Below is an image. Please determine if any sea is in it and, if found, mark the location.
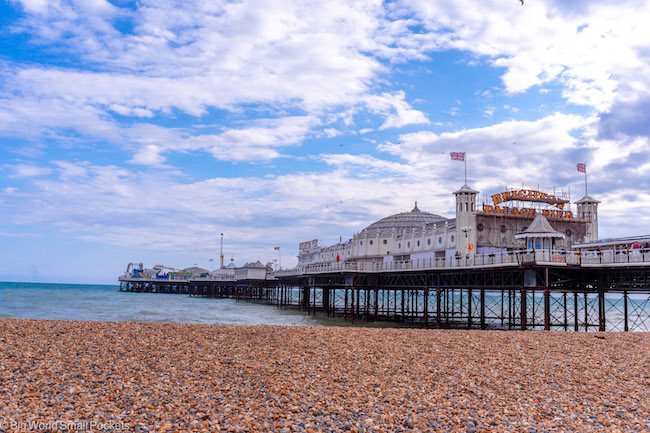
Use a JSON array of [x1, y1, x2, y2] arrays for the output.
[[1, 281, 648, 331], [0, 282, 337, 327]]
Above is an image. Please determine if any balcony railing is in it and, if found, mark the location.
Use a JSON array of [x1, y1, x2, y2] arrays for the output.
[[273, 248, 650, 276]]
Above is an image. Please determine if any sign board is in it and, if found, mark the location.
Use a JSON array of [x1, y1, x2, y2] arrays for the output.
[[299, 239, 318, 251], [482, 188, 574, 221]]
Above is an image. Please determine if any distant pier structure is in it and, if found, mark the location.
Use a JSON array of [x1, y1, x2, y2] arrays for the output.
[[120, 183, 650, 332]]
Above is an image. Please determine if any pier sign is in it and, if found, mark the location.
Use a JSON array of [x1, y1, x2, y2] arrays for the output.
[[482, 205, 574, 219], [491, 189, 568, 208], [299, 239, 319, 251], [483, 189, 574, 220]]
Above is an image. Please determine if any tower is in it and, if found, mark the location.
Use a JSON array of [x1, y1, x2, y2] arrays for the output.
[[454, 184, 479, 256], [575, 195, 600, 242]]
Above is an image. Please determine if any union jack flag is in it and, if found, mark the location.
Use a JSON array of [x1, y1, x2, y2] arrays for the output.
[[450, 152, 465, 161], [577, 163, 586, 173]]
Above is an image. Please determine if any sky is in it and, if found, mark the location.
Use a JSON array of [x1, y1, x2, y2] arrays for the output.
[[1, 0, 650, 284]]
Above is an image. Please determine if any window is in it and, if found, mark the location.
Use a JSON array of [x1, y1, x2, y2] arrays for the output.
[[369, 240, 373, 245], [427, 239, 431, 246], [477, 223, 484, 232], [360, 241, 363, 246], [407, 242, 411, 248], [383, 239, 388, 245], [471, 202, 474, 211], [465, 202, 468, 211], [565, 229, 572, 237], [450, 235, 455, 242], [438, 236, 442, 244], [417, 240, 420, 247], [398, 243, 401, 249], [500, 225, 507, 233]]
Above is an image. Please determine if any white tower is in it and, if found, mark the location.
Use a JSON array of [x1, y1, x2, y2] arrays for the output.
[[454, 184, 479, 256], [575, 195, 600, 242]]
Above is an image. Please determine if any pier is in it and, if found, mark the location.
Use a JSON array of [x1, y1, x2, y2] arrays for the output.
[[120, 249, 650, 332]]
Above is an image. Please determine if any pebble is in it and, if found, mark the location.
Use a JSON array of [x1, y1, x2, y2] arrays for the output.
[[0, 319, 649, 432]]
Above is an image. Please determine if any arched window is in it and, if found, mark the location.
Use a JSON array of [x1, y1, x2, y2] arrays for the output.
[[465, 202, 468, 211]]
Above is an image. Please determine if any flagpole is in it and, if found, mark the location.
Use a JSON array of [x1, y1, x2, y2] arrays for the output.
[[584, 169, 588, 195], [464, 155, 467, 185]]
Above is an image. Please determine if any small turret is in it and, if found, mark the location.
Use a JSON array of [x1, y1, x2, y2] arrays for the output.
[[575, 195, 600, 242], [454, 184, 479, 256]]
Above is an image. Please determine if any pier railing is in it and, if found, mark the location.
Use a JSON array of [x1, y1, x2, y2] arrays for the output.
[[118, 249, 650, 280], [274, 248, 650, 276]]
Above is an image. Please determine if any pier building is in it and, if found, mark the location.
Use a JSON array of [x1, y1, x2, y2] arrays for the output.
[[298, 183, 598, 267]]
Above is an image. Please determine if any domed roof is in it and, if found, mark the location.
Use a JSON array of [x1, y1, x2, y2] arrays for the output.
[[359, 202, 449, 236]]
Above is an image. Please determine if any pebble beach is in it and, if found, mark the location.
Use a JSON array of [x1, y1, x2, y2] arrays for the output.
[[1, 319, 649, 432]]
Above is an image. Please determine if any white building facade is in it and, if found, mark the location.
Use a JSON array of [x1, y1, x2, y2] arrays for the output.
[[297, 183, 599, 267]]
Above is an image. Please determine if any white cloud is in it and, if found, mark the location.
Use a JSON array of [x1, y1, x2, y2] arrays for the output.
[[53, 160, 89, 178], [400, 0, 650, 114], [7, 163, 53, 178], [108, 104, 154, 118], [363, 91, 429, 130], [0, 161, 452, 264]]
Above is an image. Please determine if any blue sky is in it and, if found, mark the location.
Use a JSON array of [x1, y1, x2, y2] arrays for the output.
[[1, 0, 650, 284]]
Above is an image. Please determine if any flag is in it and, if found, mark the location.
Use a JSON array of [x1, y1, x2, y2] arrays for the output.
[[577, 163, 586, 173], [274, 246, 280, 250], [209, 258, 214, 262], [450, 152, 465, 161], [336, 254, 340, 262]]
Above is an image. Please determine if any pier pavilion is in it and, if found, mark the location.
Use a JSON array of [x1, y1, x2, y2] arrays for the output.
[[297, 182, 598, 267]]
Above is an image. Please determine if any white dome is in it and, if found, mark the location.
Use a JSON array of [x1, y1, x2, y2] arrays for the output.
[[359, 203, 449, 236]]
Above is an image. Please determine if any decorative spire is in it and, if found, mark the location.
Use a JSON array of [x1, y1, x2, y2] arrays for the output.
[[412, 201, 420, 212]]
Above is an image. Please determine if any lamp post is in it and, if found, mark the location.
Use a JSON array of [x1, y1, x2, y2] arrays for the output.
[[220, 233, 224, 268]]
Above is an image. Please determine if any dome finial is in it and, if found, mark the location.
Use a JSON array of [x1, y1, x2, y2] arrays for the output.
[[412, 201, 420, 212]]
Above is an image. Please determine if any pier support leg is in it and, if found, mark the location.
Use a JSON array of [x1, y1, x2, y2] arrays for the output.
[[562, 292, 569, 331], [436, 287, 441, 329], [623, 290, 630, 332], [500, 289, 504, 327], [544, 269, 550, 331], [424, 287, 429, 329], [574, 292, 579, 332], [598, 288, 606, 332], [374, 287, 379, 322], [480, 289, 485, 329], [544, 289, 550, 331], [468, 288, 473, 329], [584, 293, 589, 332], [521, 288, 527, 330]]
